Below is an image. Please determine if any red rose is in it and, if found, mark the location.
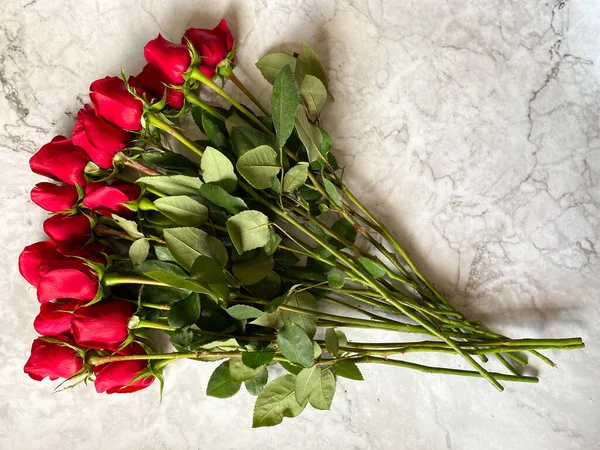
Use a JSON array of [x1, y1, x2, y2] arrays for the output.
[[71, 300, 134, 350], [19, 240, 63, 287], [37, 259, 99, 303], [43, 213, 92, 244], [129, 64, 185, 109], [34, 299, 82, 336], [31, 182, 78, 213], [24, 337, 83, 381], [29, 136, 89, 186], [182, 19, 234, 78], [144, 34, 191, 85], [89, 77, 144, 131], [72, 104, 132, 168], [82, 182, 140, 217], [94, 344, 154, 394]]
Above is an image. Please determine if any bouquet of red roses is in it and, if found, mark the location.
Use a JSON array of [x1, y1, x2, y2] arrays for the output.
[[20, 18, 583, 427]]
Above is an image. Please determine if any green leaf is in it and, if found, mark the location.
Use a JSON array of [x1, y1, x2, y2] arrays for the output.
[[281, 291, 318, 338], [201, 112, 229, 149], [206, 361, 241, 398], [226, 210, 271, 254], [332, 360, 363, 381], [325, 328, 340, 356], [229, 358, 264, 382], [232, 257, 274, 286], [282, 162, 309, 192], [111, 214, 144, 239], [329, 218, 357, 249], [201, 146, 237, 193], [129, 239, 149, 266], [141, 151, 197, 172], [296, 42, 329, 89], [236, 145, 280, 189], [230, 127, 276, 158], [249, 272, 282, 301], [249, 310, 283, 329], [134, 259, 187, 278], [226, 305, 264, 320], [357, 257, 386, 278], [256, 53, 297, 84], [144, 270, 212, 295], [322, 179, 342, 208], [164, 227, 228, 269], [295, 367, 335, 410], [154, 196, 208, 227], [264, 228, 282, 255], [280, 361, 303, 375], [154, 246, 177, 263], [295, 104, 322, 162], [327, 273, 345, 289], [242, 350, 275, 369], [272, 64, 299, 149], [190, 255, 225, 284], [300, 75, 327, 121], [252, 374, 307, 428], [167, 293, 201, 328], [199, 183, 247, 214], [245, 367, 268, 396], [277, 320, 314, 368], [136, 175, 202, 196]]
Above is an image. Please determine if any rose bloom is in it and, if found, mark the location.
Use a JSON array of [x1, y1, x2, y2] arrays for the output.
[[34, 299, 82, 337], [94, 343, 155, 394], [36, 259, 99, 303], [144, 34, 191, 85], [89, 76, 144, 131], [82, 182, 140, 217], [43, 213, 92, 244], [19, 240, 64, 287], [71, 300, 134, 350], [24, 337, 83, 381], [182, 19, 234, 78], [129, 64, 185, 109], [29, 136, 89, 186], [31, 182, 79, 213]]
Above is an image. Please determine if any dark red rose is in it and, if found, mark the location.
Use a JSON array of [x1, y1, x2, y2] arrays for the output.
[[34, 299, 82, 336], [71, 300, 134, 350], [94, 343, 154, 394], [89, 77, 144, 131], [43, 213, 92, 244], [24, 337, 83, 381], [182, 19, 234, 78], [72, 104, 132, 168], [37, 259, 99, 303], [31, 182, 78, 213], [82, 182, 140, 217], [144, 34, 191, 85], [19, 240, 63, 287], [129, 64, 185, 109], [29, 136, 89, 186]]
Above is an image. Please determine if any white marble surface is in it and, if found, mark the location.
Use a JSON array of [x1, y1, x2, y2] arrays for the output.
[[1, 0, 599, 448]]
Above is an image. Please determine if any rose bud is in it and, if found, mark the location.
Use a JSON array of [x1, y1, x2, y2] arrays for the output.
[[31, 182, 79, 213], [82, 182, 140, 217], [37, 259, 99, 303], [34, 299, 82, 336], [24, 337, 84, 381], [29, 136, 89, 186], [94, 343, 154, 394], [71, 300, 134, 350], [72, 104, 132, 168], [19, 240, 63, 287], [144, 34, 191, 85], [129, 64, 185, 109], [182, 19, 234, 78], [43, 213, 92, 244], [89, 76, 144, 131]]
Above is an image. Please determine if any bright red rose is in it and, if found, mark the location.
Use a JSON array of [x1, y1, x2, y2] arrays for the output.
[[24, 337, 83, 381], [129, 64, 185, 109], [82, 182, 140, 217], [89, 77, 144, 131], [182, 19, 234, 78], [34, 299, 82, 336], [144, 34, 191, 85], [29, 137, 89, 186], [19, 240, 63, 287], [37, 259, 99, 303], [43, 213, 92, 244], [72, 104, 132, 168], [71, 300, 133, 350], [31, 182, 78, 213], [94, 344, 154, 394]]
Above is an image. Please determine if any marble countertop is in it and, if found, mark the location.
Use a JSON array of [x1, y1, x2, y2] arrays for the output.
[[1, 0, 598, 448]]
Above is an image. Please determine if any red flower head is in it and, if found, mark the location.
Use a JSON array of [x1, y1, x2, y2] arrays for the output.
[[43, 213, 92, 244], [71, 300, 134, 350], [182, 19, 234, 78], [34, 299, 82, 336], [129, 64, 185, 109], [82, 182, 140, 217], [72, 104, 132, 168], [144, 34, 191, 85], [37, 259, 99, 303], [31, 182, 79, 213], [24, 337, 83, 381], [19, 240, 63, 287], [94, 343, 155, 394], [89, 77, 144, 131], [29, 136, 89, 186]]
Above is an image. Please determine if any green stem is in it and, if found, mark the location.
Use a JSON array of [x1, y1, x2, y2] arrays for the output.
[[103, 274, 167, 287], [227, 71, 270, 115], [146, 113, 204, 157], [185, 91, 228, 121]]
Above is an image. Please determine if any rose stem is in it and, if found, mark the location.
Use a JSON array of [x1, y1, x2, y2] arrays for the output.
[[226, 71, 270, 115]]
